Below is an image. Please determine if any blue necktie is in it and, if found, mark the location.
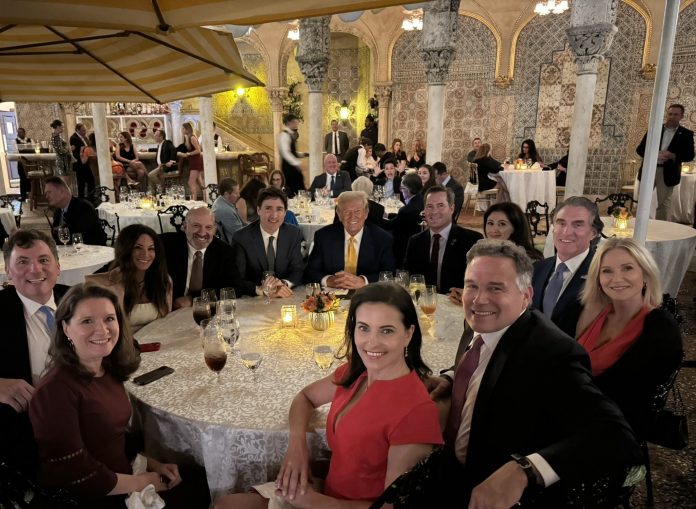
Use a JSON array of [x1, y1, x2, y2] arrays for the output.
[[38, 305, 56, 335], [542, 263, 568, 319]]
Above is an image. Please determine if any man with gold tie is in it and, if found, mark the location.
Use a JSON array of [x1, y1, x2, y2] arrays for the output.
[[304, 191, 395, 289]]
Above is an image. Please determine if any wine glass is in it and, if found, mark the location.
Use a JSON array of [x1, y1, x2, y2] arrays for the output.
[[220, 287, 237, 313], [201, 288, 217, 316], [216, 299, 235, 318], [312, 344, 334, 371], [71, 233, 84, 255], [216, 314, 240, 350], [305, 282, 321, 296], [192, 297, 211, 326], [395, 270, 410, 289], [262, 271, 275, 304], [409, 274, 426, 303], [419, 285, 438, 317], [57, 226, 70, 251], [239, 340, 263, 381], [379, 271, 394, 283], [203, 324, 227, 383]]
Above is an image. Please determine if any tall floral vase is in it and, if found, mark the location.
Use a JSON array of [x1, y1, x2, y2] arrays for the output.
[[309, 311, 335, 331]]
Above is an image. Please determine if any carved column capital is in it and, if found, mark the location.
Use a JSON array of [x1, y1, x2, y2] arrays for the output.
[[168, 100, 183, 114], [296, 17, 330, 92], [566, 23, 617, 75], [421, 0, 460, 85], [267, 87, 289, 111], [421, 48, 455, 85], [374, 83, 393, 104]]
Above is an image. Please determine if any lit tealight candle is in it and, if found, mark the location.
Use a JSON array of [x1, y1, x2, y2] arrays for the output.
[[281, 305, 297, 328]]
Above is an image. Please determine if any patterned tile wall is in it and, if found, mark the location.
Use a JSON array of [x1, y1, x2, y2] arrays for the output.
[[16, 103, 63, 144], [670, 3, 696, 131]]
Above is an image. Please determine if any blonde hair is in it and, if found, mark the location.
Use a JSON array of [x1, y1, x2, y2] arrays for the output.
[[336, 191, 368, 212], [581, 238, 662, 309]]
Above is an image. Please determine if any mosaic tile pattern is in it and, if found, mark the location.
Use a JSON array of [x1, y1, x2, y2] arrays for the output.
[[16, 103, 63, 144], [670, 3, 696, 131]]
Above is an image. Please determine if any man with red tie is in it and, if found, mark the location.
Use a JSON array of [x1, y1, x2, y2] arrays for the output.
[[427, 239, 641, 507]]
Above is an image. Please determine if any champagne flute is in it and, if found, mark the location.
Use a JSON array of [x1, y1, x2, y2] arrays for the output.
[[203, 325, 227, 383], [58, 226, 70, 251], [409, 274, 426, 303], [419, 285, 438, 316], [312, 344, 334, 371], [395, 270, 410, 289], [192, 297, 211, 326], [71, 233, 84, 255], [220, 287, 237, 313], [201, 288, 217, 316], [379, 271, 394, 283], [262, 271, 275, 304]]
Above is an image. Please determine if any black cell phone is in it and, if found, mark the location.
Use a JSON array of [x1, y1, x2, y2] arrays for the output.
[[132, 366, 174, 386]]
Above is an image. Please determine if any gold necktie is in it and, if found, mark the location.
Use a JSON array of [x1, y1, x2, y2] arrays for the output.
[[345, 236, 357, 275]]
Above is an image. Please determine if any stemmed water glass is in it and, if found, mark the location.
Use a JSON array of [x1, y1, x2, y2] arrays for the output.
[[71, 233, 84, 255], [395, 270, 410, 289], [239, 339, 263, 381], [201, 288, 217, 316], [203, 324, 227, 383], [220, 287, 237, 313], [262, 271, 275, 304], [409, 274, 426, 303], [312, 343, 334, 371], [58, 226, 70, 251], [379, 271, 394, 283]]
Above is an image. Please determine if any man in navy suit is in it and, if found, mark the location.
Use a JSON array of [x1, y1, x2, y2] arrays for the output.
[[532, 197, 602, 337], [383, 172, 424, 267], [305, 191, 395, 288], [45, 176, 106, 246], [0, 230, 68, 477], [404, 186, 482, 294], [637, 103, 695, 220], [433, 161, 465, 222], [232, 187, 304, 297], [308, 154, 352, 199]]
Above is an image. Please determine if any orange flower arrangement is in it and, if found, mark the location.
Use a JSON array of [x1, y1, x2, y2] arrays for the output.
[[302, 291, 340, 313]]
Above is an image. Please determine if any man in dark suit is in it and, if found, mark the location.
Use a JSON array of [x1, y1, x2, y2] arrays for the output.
[[383, 172, 423, 267], [323, 119, 349, 161], [160, 206, 241, 308], [341, 137, 372, 181], [232, 187, 304, 297], [305, 191, 395, 288], [147, 129, 179, 192], [467, 137, 481, 163], [637, 103, 695, 220], [404, 186, 482, 294], [44, 176, 106, 246], [0, 230, 68, 478], [532, 196, 601, 337], [309, 154, 352, 199], [69, 123, 95, 200], [428, 240, 641, 507], [433, 161, 464, 222], [372, 158, 401, 199]]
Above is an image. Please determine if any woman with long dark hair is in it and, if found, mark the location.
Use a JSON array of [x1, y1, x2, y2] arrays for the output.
[[518, 138, 543, 164], [114, 131, 148, 189], [215, 283, 442, 509], [87, 224, 171, 332], [474, 143, 502, 192], [80, 133, 137, 188]]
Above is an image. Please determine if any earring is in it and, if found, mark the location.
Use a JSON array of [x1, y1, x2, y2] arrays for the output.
[[404, 346, 408, 359], [642, 281, 647, 295], [67, 337, 75, 351]]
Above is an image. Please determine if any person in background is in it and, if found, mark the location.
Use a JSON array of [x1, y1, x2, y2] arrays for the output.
[[181, 122, 204, 201], [279, 114, 306, 197], [433, 161, 464, 222], [29, 283, 210, 508], [269, 169, 287, 194], [114, 131, 148, 192], [407, 139, 426, 169], [474, 143, 502, 193], [309, 154, 352, 199], [467, 137, 481, 163], [238, 177, 267, 224], [417, 164, 437, 194], [341, 137, 372, 181], [382, 138, 407, 165], [147, 129, 179, 192], [214, 283, 442, 509], [383, 172, 424, 266], [81, 133, 137, 189], [70, 123, 95, 200], [15, 127, 33, 200], [44, 176, 106, 246], [372, 158, 401, 199], [86, 224, 172, 333], [576, 238, 683, 442], [324, 119, 349, 161], [0, 230, 68, 479], [548, 152, 569, 187], [211, 177, 245, 243], [49, 120, 73, 186], [359, 114, 378, 147], [349, 176, 388, 228], [518, 138, 544, 165]]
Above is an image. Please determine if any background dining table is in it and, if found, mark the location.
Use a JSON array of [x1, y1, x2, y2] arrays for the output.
[[97, 200, 207, 235], [0, 208, 18, 236], [497, 168, 557, 211], [0, 245, 114, 285], [128, 290, 463, 500]]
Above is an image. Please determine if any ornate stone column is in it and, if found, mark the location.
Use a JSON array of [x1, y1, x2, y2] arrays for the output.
[[91, 103, 115, 200], [199, 96, 217, 187], [296, 16, 330, 182], [565, 0, 618, 197], [267, 87, 289, 170], [374, 82, 393, 146], [421, 0, 460, 164], [169, 100, 183, 146]]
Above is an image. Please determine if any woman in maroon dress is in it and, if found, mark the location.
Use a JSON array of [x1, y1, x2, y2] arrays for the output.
[[182, 122, 204, 200], [215, 283, 443, 509]]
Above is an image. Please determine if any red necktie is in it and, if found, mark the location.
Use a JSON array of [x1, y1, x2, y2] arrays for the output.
[[444, 335, 484, 444]]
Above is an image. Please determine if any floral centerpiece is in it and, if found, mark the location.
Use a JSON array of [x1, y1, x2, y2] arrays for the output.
[[302, 291, 340, 331]]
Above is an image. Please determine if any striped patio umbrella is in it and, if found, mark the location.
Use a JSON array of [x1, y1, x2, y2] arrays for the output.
[[0, 25, 263, 103], [0, 0, 420, 32]]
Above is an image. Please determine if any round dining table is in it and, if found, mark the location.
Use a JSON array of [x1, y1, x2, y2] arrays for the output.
[[97, 200, 207, 235], [543, 217, 696, 296], [636, 172, 696, 224], [128, 290, 463, 500], [0, 208, 18, 236], [0, 245, 114, 286], [497, 168, 557, 211]]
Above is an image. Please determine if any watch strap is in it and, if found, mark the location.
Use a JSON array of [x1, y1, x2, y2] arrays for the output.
[[511, 453, 539, 488]]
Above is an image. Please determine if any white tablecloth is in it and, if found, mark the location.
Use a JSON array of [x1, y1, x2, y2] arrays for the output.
[[0, 245, 114, 286], [543, 217, 696, 295], [497, 170, 556, 211], [97, 201, 206, 234], [0, 208, 17, 235], [128, 291, 463, 499]]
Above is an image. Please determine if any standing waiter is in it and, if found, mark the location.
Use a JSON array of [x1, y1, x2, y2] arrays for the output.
[[278, 114, 307, 198]]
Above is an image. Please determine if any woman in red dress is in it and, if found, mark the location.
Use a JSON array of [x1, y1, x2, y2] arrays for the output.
[[182, 122, 204, 200], [215, 283, 443, 508]]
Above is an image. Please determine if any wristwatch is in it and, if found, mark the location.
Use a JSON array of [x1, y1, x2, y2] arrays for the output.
[[511, 453, 540, 488]]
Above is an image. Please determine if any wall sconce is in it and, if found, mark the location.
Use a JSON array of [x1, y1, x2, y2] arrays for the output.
[[281, 305, 298, 328], [236, 87, 246, 97], [401, 9, 423, 31], [339, 100, 350, 120]]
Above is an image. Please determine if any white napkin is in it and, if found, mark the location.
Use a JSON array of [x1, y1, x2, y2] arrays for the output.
[[125, 454, 166, 509]]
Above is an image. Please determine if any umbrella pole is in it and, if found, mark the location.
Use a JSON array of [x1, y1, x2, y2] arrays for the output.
[[633, 0, 680, 244]]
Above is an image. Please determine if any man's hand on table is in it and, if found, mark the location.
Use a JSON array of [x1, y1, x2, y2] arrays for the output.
[[469, 460, 529, 509], [0, 378, 34, 412], [326, 271, 366, 290]]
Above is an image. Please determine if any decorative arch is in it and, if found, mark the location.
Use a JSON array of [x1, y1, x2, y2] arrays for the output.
[[329, 18, 379, 81], [240, 31, 272, 84]]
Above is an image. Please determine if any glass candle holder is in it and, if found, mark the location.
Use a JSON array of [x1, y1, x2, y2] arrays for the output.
[[281, 305, 297, 328]]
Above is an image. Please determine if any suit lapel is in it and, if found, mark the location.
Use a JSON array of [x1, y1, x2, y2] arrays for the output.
[[357, 225, 371, 274], [252, 223, 269, 271], [275, 224, 289, 273], [532, 258, 555, 309]]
